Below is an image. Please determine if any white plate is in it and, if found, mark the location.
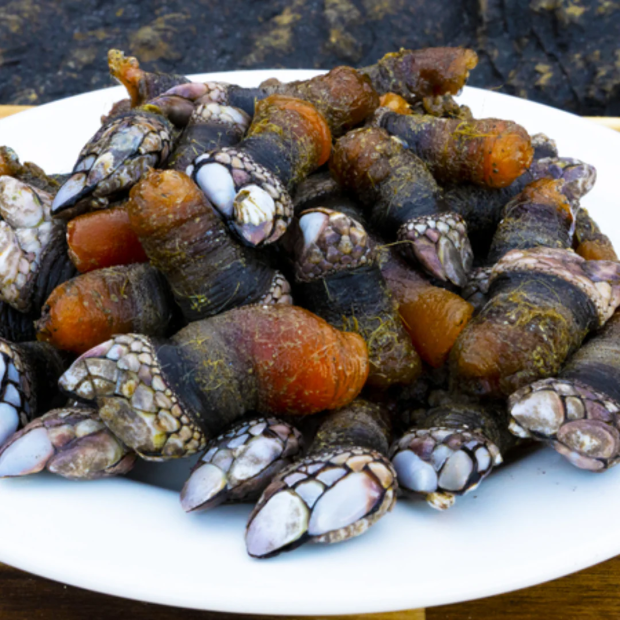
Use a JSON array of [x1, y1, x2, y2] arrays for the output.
[[0, 70, 619, 616]]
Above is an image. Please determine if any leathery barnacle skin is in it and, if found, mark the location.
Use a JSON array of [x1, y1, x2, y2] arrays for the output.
[[295, 206, 422, 388], [330, 126, 473, 286], [128, 169, 293, 322], [58, 305, 369, 460], [451, 247, 620, 398]]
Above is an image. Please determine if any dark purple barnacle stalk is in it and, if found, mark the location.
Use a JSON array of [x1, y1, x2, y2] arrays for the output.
[[294, 206, 422, 388], [451, 247, 620, 399], [0, 339, 67, 447], [128, 169, 292, 324], [167, 102, 251, 172], [330, 127, 473, 286], [0, 406, 135, 480], [181, 416, 303, 513], [246, 399, 396, 559], [444, 155, 597, 258], [390, 394, 517, 510], [189, 95, 333, 247], [509, 312, 620, 472], [463, 178, 577, 311], [108, 49, 190, 109]]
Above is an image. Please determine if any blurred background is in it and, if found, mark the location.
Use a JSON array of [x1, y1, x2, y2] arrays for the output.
[[0, 0, 618, 115]]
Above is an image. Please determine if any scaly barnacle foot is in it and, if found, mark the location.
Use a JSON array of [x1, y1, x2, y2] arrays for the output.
[[189, 148, 293, 247], [245, 447, 396, 558], [390, 426, 501, 510], [51, 111, 174, 220], [181, 417, 303, 512], [0, 407, 135, 480], [397, 213, 473, 287]]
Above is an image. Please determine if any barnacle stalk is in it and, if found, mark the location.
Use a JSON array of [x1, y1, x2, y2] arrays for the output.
[[359, 47, 478, 103], [168, 102, 250, 172], [376, 110, 534, 188], [508, 312, 620, 472], [108, 49, 190, 108], [67, 205, 148, 272], [181, 416, 303, 512], [246, 400, 396, 558], [451, 247, 620, 398], [574, 208, 617, 261], [128, 169, 292, 322], [0, 406, 135, 480], [295, 207, 421, 387], [36, 263, 176, 355], [330, 127, 473, 286], [444, 156, 597, 257], [59, 305, 369, 460], [380, 254, 474, 367]]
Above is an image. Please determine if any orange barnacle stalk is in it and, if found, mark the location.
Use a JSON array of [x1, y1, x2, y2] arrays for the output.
[[381, 257, 473, 367], [59, 305, 369, 460], [67, 206, 148, 273], [375, 112, 533, 189], [36, 263, 175, 355]]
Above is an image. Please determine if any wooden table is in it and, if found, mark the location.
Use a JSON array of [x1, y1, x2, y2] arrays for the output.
[[1, 105, 619, 619]]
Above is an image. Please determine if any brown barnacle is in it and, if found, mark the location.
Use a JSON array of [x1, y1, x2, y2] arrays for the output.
[[190, 96, 331, 246], [390, 393, 517, 510], [574, 208, 618, 261], [36, 263, 177, 355], [508, 312, 620, 472], [486, 178, 576, 264], [108, 49, 190, 108], [0, 406, 135, 480], [128, 169, 292, 321], [246, 399, 396, 558], [450, 247, 620, 398], [51, 107, 175, 221], [294, 207, 421, 388], [167, 102, 251, 172], [0, 176, 76, 313], [181, 416, 304, 512], [445, 156, 597, 258], [359, 47, 478, 103], [259, 66, 380, 137], [0, 339, 68, 447], [376, 111, 533, 188], [330, 126, 472, 286], [58, 305, 369, 460]]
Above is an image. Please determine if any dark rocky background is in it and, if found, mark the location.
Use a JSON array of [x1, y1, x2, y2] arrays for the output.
[[0, 0, 618, 115]]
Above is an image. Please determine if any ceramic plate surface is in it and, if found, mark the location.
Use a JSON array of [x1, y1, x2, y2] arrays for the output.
[[0, 70, 619, 616]]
